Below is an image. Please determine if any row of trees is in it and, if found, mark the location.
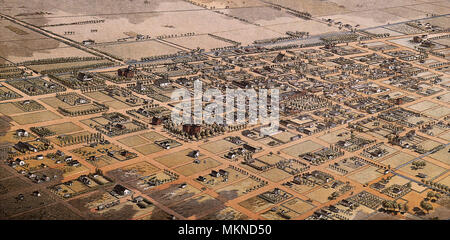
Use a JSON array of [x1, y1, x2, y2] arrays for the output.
[[421, 179, 450, 193]]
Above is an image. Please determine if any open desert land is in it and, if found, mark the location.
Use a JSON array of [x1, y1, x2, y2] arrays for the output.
[[322, 10, 409, 29], [189, 0, 264, 9], [38, 9, 264, 44], [263, 0, 352, 16], [93, 40, 182, 61], [10, 203, 83, 220], [3, 0, 202, 19], [211, 26, 285, 45], [0, 20, 97, 63], [217, 6, 301, 25], [165, 34, 234, 51]]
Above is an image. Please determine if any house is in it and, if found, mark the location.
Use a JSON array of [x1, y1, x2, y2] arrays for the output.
[[16, 129, 29, 137], [226, 151, 236, 159], [197, 176, 206, 182], [15, 158, 25, 166], [77, 72, 93, 82], [243, 144, 258, 153], [82, 39, 95, 45], [218, 169, 228, 177], [118, 67, 134, 78], [182, 124, 201, 136], [36, 154, 44, 160], [210, 170, 221, 178], [417, 173, 427, 178], [113, 184, 131, 196], [79, 175, 91, 185], [190, 150, 200, 158], [56, 150, 65, 157], [152, 116, 163, 125], [15, 141, 37, 153], [67, 160, 80, 167], [135, 81, 146, 91], [154, 78, 170, 88]]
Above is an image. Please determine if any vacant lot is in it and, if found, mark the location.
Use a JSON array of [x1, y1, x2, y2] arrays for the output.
[[11, 111, 61, 125], [169, 193, 223, 218], [399, 160, 447, 180], [281, 140, 323, 157], [216, 177, 260, 201], [94, 40, 180, 60], [347, 166, 383, 185], [166, 34, 233, 51], [0, 190, 56, 219], [261, 168, 291, 182], [10, 203, 83, 220], [174, 157, 221, 176], [0, 177, 31, 196], [282, 198, 316, 215], [200, 139, 238, 154], [154, 148, 198, 168]]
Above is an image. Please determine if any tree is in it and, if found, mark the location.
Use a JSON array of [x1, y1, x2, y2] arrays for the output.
[[420, 200, 433, 213], [427, 191, 435, 199], [403, 204, 409, 213]]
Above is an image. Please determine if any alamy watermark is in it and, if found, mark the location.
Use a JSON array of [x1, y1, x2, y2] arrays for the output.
[[171, 80, 280, 136]]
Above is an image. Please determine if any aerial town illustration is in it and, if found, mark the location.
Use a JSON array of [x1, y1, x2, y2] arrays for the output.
[[0, 0, 449, 220]]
